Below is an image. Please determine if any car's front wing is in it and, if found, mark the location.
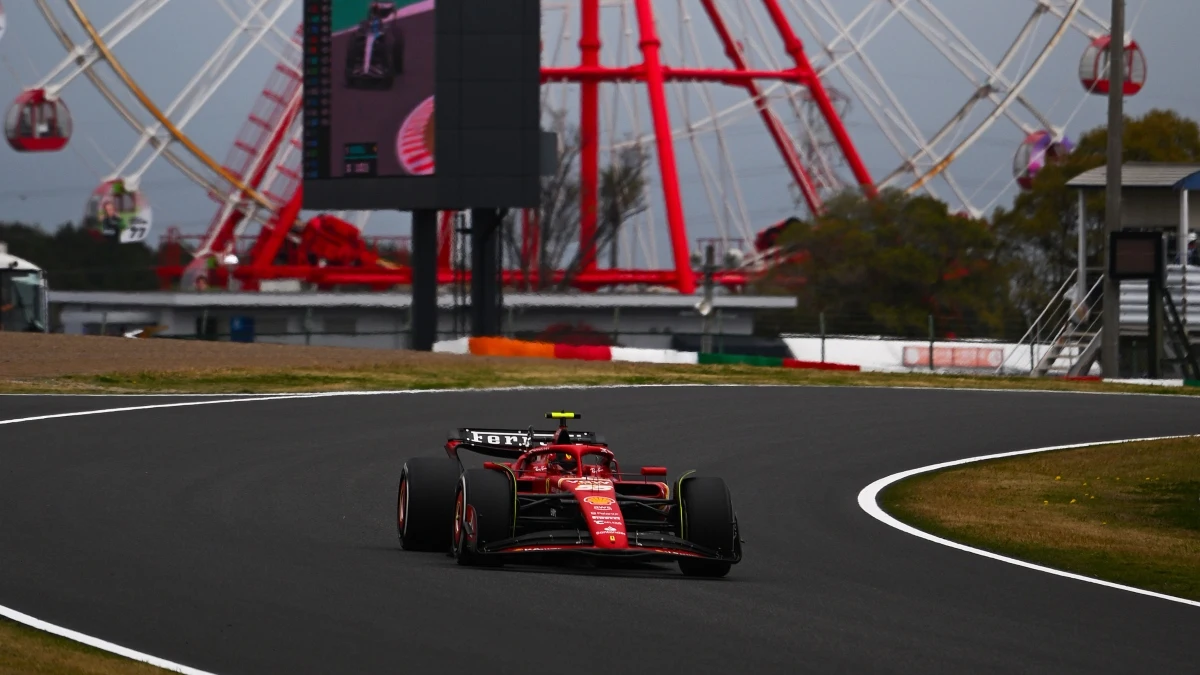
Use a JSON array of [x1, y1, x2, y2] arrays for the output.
[[473, 529, 741, 564]]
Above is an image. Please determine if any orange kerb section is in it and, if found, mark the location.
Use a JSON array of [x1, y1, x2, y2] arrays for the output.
[[468, 337, 557, 359]]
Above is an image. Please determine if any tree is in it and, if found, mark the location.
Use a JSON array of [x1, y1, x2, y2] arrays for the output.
[[499, 111, 650, 291], [990, 109, 1200, 319], [757, 188, 1017, 338], [0, 221, 165, 291], [600, 144, 650, 272]]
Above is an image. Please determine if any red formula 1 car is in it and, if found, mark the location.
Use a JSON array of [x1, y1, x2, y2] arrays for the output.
[[395, 412, 742, 577]]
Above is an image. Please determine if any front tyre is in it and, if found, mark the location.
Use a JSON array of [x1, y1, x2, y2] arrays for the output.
[[396, 456, 461, 551], [677, 476, 738, 578], [451, 468, 514, 566]]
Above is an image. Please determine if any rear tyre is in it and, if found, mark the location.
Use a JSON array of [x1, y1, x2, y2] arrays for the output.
[[396, 456, 461, 551], [451, 468, 515, 566], [677, 476, 738, 578]]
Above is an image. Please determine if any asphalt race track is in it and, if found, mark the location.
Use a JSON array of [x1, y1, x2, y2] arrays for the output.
[[2, 386, 1199, 674]]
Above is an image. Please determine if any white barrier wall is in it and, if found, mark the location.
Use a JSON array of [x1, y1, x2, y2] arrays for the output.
[[783, 336, 1096, 376], [610, 347, 699, 364]]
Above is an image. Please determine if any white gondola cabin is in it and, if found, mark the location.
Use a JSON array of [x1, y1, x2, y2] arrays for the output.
[[1013, 131, 1072, 191]]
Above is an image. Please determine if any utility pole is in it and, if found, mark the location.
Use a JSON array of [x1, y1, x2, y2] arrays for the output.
[[1100, 0, 1126, 377]]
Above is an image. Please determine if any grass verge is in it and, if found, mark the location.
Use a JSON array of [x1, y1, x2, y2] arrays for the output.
[[880, 437, 1200, 601], [0, 617, 172, 674], [2, 358, 1200, 396]]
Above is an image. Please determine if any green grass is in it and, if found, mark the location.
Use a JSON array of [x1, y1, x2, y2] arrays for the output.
[[0, 617, 172, 674], [880, 437, 1200, 601]]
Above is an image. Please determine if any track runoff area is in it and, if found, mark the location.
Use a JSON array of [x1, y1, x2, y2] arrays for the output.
[[1, 385, 1199, 674]]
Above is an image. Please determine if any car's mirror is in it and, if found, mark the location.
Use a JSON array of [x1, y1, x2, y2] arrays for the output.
[[640, 466, 668, 476]]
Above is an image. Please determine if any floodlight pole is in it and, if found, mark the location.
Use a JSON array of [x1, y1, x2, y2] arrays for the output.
[[701, 244, 716, 354], [1100, 0, 1126, 378]]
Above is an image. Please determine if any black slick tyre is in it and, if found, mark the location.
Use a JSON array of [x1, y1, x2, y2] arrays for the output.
[[451, 468, 515, 566], [396, 456, 461, 551], [677, 476, 738, 578]]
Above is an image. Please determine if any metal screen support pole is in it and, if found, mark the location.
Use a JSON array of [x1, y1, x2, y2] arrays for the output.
[[470, 209, 502, 337], [410, 209, 438, 351], [1100, 0, 1126, 378]]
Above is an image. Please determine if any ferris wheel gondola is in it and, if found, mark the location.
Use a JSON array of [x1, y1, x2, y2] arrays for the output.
[[81, 178, 153, 244], [1079, 35, 1148, 96], [1013, 131, 1074, 191], [4, 89, 71, 153]]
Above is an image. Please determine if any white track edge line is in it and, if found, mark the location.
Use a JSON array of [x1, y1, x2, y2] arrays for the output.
[[857, 434, 1200, 610]]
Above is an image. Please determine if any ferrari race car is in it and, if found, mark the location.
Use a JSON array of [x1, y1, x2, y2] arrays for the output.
[[345, 1, 404, 90], [395, 412, 743, 577]]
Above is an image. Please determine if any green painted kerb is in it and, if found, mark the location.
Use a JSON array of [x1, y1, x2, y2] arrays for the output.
[[698, 353, 785, 368]]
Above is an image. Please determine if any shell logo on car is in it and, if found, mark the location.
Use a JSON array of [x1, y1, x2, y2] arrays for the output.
[[584, 496, 615, 506]]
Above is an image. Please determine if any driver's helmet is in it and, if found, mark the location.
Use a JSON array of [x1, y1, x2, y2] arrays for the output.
[[369, 2, 394, 18], [549, 451, 577, 474]]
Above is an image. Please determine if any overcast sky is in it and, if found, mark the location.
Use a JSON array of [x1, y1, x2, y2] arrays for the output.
[[0, 0, 1196, 263]]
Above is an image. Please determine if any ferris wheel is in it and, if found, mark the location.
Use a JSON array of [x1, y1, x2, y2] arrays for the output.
[[0, 0, 1146, 291]]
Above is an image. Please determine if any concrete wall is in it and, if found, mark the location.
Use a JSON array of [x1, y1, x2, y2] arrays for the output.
[[55, 302, 757, 351]]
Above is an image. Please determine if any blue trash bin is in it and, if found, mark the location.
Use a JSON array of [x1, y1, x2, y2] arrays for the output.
[[230, 316, 256, 343]]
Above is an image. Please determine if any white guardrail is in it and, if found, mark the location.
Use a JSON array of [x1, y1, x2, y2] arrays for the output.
[[782, 336, 1092, 376]]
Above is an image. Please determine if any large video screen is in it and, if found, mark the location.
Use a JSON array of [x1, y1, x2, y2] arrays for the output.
[[303, 0, 542, 212], [304, 0, 435, 181]]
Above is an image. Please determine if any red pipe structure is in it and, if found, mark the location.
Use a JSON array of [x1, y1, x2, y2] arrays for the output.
[[635, 0, 694, 294], [578, 0, 601, 275], [171, 5, 873, 295], [760, 0, 875, 196], [699, 0, 821, 215]]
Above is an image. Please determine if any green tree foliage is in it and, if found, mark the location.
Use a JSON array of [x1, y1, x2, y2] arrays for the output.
[[991, 109, 1200, 318], [0, 221, 164, 291], [757, 189, 1018, 338]]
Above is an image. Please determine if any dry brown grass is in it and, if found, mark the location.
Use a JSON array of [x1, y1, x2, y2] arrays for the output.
[[882, 437, 1200, 599], [1, 332, 1198, 396], [0, 618, 170, 674]]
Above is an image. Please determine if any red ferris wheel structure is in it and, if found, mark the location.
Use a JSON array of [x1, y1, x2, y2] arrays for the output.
[[181, 0, 878, 296], [4, 1, 1147, 295]]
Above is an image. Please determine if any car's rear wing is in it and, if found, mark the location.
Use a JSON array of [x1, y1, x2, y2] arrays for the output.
[[450, 427, 605, 449], [447, 427, 604, 460]]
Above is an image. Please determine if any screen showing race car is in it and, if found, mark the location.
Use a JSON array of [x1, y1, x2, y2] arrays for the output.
[[304, 0, 435, 181]]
